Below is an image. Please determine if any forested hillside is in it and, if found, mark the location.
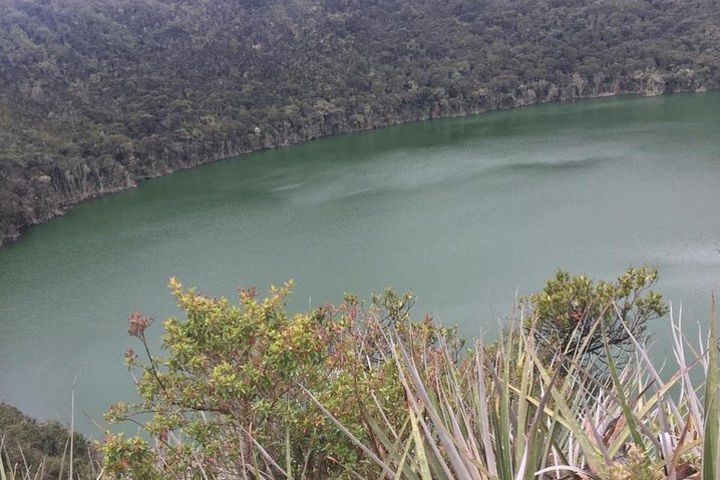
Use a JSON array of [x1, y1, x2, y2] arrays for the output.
[[1, 0, 719, 245]]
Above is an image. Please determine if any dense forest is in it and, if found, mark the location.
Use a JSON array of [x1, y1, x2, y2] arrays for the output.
[[1, 0, 719, 245]]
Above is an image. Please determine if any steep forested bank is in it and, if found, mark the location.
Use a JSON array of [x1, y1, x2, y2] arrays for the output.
[[0, 403, 93, 479], [1, 0, 719, 245]]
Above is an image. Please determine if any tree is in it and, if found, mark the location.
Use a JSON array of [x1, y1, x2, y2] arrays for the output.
[[522, 266, 668, 365]]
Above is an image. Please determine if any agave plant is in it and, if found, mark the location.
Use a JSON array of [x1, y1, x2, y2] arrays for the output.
[[313, 296, 718, 480]]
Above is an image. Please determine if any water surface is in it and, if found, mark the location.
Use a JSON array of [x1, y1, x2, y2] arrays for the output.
[[1, 93, 719, 435]]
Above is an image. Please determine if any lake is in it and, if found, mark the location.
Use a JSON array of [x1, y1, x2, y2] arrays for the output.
[[1, 93, 719, 436]]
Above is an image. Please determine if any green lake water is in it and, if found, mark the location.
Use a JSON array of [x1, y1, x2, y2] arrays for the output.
[[1, 93, 719, 435]]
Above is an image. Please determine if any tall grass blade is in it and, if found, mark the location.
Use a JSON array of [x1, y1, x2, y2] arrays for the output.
[[498, 331, 514, 480], [408, 406, 432, 480], [0, 438, 7, 480], [602, 317, 645, 451], [473, 347, 498, 478], [703, 292, 719, 480], [285, 428, 293, 480]]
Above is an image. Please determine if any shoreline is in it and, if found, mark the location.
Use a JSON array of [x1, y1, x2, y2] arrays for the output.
[[1, 86, 713, 250]]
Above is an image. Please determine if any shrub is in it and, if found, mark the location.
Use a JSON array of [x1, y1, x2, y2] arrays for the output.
[[104, 279, 461, 478], [522, 266, 668, 365]]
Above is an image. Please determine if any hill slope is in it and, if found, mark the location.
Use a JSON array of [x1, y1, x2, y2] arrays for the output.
[[1, 0, 719, 245]]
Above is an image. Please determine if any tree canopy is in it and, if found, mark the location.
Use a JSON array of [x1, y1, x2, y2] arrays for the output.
[[1, 0, 719, 244]]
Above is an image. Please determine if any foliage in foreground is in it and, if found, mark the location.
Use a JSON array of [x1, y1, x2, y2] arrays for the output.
[[100, 267, 720, 479], [105, 279, 456, 478]]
